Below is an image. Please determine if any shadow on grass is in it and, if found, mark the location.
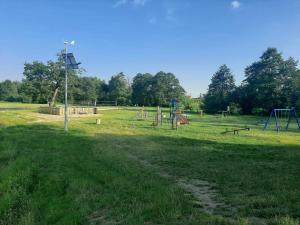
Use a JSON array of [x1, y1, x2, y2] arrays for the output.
[[0, 124, 299, 225]]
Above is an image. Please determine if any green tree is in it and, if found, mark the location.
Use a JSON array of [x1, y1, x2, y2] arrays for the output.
[[132, 73, 153, 106], [180, 96, 201, 112], [291, 69, 300, 109], [46, 59, 65, 106], [204, 65, 236, 113], [97, 82, 109, 102], [22, 61, 51, 103], [47, 52, 81, 106], [0, 80, 22, 101], [150, 71, 185, 106], [240, 48, 299, 114], [282, 57, 300, 107], [22, 52, 79, 105], [73, 76, 102, 105], [108, 73, 131, 105]]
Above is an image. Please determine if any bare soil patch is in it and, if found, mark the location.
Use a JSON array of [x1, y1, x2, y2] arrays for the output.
[[125, 153, 229, 216]]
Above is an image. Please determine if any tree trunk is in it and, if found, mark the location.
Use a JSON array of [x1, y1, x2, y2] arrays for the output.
[[50, 87, 59, 107]]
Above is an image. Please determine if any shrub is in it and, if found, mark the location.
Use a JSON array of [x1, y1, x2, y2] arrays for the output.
[[251, 107, 265, 116], [229, 103, 242, 115], [22, 96, 32, 104]]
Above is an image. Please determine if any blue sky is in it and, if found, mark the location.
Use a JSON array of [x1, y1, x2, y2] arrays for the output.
[[1, 0, 300, 96]]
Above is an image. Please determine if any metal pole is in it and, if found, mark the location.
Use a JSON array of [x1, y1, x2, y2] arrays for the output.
[[263, 109, 273, 130], [64, 43, 68, 132]]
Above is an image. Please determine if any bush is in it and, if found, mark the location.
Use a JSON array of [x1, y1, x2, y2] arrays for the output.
[[116, 97, 131, 106], [6, 96, 23, 102], [229, 103, 242, 115], [251, 107, 265, 116], [22, 96, 32, 104], [180, 96, 201, 112]]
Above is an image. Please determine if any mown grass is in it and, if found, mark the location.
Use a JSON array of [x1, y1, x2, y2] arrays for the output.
[[0, 102, 46, 109], [0, 103, 299, 225]]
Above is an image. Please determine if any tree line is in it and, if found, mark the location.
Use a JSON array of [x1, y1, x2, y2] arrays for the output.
[[204, 48, 300, 115], [0, 54, 186, 107], [1, 47, 299, 114]]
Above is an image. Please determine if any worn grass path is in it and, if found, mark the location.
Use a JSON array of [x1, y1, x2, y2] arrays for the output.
[[0, 104, 300, 225]]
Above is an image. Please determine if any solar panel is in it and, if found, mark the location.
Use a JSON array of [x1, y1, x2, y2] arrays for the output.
[[62, 53, 81, 69]]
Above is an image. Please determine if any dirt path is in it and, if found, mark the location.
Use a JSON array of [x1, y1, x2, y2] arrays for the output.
[[176, 179, 223, 214], [125, 153, 270, 225], [88, 208, 120, 225], [125, 153, 228, 216]]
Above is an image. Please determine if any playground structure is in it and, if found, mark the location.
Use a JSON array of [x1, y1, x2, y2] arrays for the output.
[[152, 106, 163, 127], [263, 107, 300, 132], [170, 99, 189, 130], [198, 110, 203, 117], [136, 107, 148, 120], [218, 106, 230, 117]]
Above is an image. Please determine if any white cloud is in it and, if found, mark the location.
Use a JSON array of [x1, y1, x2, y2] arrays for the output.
[[133, 0, 148, 6], [113, 0, 148, 8], [113, 0, 127, 8], [231, 1, 241, 9]]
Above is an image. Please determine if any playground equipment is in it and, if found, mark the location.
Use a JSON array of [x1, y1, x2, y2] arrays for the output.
[[136, 107, 148, 120], [170, 99, 189, 130], [222, 126, 250, 135], [198, 110, 203, 117], [152, 106, 163, 127], [218, 106, 230, 117], [263, 107, 300, 132], [96, 119, 101, 125]]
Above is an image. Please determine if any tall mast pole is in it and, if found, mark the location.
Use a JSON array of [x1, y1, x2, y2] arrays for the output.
[[64, 43, 68, 132]]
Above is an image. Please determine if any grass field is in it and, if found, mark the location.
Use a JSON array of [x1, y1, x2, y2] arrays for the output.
[[0, 103, 299, 225]]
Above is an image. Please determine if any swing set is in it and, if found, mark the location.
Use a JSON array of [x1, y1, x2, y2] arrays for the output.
[[263, 108, 300, 132]]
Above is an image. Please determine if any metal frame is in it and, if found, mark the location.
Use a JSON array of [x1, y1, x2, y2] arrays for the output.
[[263, 108, 300, 132]]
